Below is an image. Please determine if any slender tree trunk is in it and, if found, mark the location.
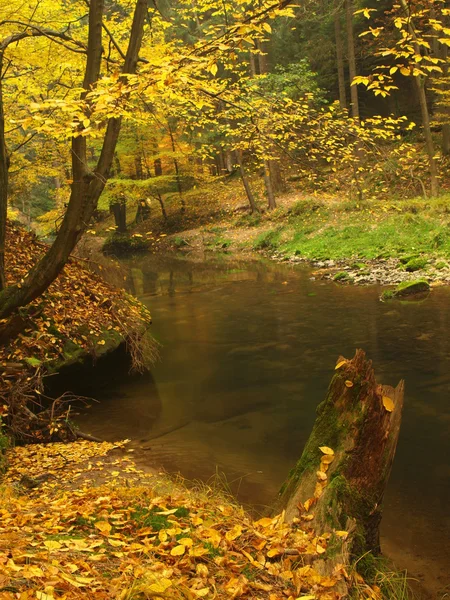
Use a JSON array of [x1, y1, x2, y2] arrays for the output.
[[0, 0, 147, 319], [438, 34, 450, 156], [345, 0, 359, 121], [235, 150, 258, 213], [156, 192, 167, 221], [264, 161, 276, 210], [256, 45, 281, 204], [0, 51, 8, 291], [167, 121, 185, 212], [415, 78, 439, 196], [334, 1, 347, 109], [397, 0, 439, 195]]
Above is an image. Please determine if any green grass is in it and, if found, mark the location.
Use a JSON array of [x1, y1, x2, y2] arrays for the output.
[[352, 552, 414, 600], [254, 211, 450, 261]]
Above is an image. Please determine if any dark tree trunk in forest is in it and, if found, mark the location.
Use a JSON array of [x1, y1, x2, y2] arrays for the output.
[[154, 157, 163, 177], [0, 0, 147, 319], [235, 151, 259, 213], [334, 1, 347, 110], [276, 350, 404, 578], [345, 0, 359, 121], [111, 200, 127, 232], [0, 51, 8, 291]]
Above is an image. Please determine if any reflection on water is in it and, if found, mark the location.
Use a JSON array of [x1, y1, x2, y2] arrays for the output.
[[76, 254, 450, 598]]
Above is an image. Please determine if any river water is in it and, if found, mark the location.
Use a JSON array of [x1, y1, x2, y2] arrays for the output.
[[75, 253, 450, 598]]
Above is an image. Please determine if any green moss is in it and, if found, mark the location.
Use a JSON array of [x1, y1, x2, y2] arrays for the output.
[[380, 290, 394, 301], [435, 260, 448, 270], [395, 279, 430, 296], [404, 257, 428, 272], [333, 271, 352, 282]]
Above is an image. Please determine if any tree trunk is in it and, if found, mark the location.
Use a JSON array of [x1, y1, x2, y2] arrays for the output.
[[276, 350, 404, 568], [167, 121, 185, 212], [345, 0, 359, 121], [155, 192, 167, 221], [397, 0, 439, 196], [111, 200, 127, 232], [235, 150, 259, 213], [0, 51, 8, 291], [0, 0, 147, 319], [154, 157, 163, 177], [264, 161, 276, 210], [415, 78, 439, 196], [334, 1, 347, 109]]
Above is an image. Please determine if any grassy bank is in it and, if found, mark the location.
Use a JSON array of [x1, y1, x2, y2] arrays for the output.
[[0, 440, 409, 600]]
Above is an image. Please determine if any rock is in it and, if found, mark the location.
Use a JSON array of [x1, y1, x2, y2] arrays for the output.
[[381, 279, 430, 301]]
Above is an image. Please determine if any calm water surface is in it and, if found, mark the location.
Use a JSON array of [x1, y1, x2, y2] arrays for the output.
[[76, 254, 450, 598]]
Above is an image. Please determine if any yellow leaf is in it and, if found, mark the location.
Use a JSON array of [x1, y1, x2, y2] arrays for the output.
[[316, 543, 326, 554], [225, 525, 242, 541], [267, 548, 281, 558], [382, 396, 395, 412], [319, 446, 335, 456], [94, 520, 112, 536], [108, 538, 125, 547], [36, 593, 55, 600], [335, 530, 349, 539], [159, 530, 168, 543], [195, 589, 210, 598], [345, 380, 354, 388], [44, 540, 62, 551], [316, 470, 327, 481], [170, 544, 185, 556], [148, 578, 172, 593], [263, 22, 272, 34], [254, 517, 274, 528], [178, 537, 193, 547], [335, 360, 347, 370]]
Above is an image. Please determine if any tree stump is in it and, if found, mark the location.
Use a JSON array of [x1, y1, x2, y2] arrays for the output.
[[276, 350, 404, 566]]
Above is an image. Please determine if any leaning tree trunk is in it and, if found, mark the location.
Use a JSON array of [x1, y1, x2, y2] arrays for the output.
[[0, 0, 147, 319], [345, 0, 359, 122], [276, 350, 404, 575], [334, 0, 347, 110], [0, 51, 7, 291]]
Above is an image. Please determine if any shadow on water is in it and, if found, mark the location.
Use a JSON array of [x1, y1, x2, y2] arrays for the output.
[[71, 253, 449, 599]]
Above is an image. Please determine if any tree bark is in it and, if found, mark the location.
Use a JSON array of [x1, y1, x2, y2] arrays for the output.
[[345, 0, 359, 121], [276, 350, 404, 565], [334, 1, 347, 110], [264, 161, 276, 210], [0, 0, 148, 319], [397, 0, 439, 196], [167, 120, 185, 212], [235, 150, 259, 213], [0, 51, 8, 291]]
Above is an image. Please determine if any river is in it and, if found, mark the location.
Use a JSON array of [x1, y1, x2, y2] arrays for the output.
[[75, 253, 450, 599]]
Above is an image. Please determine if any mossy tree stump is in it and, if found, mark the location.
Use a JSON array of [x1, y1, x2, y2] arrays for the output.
[[276, 350, 404, 564]]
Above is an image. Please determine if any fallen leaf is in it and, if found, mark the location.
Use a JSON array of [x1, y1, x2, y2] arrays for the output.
[[170, 544, 185, 556], [382, 396, 395, 412], [345, 380, 354, 388], [335, 360, 347, 370], [319, 446, 335, 456], [94, 520, 111, 536]]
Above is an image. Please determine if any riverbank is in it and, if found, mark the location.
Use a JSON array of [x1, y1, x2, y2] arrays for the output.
[[0, 439, 401, 600], [0, 222, 154, 443], [102, 178, 450, 289]]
